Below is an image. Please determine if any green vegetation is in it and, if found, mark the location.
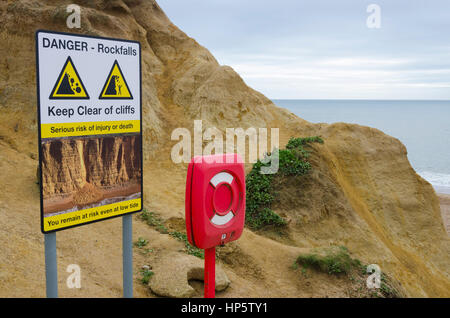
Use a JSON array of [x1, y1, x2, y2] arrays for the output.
[[170, 231, 204, 259], [134, 237, 153, 255], [139, 209, 203, 259], [134, 237, 149, 248], [294, 246, 401, 298], [140, 210, 169, 234], [378, 272, 400, 298], [245, 136, 323, 230], [295, 246, 359, 275], [139, 267, 154, 285], [286, 136, 324, 150]]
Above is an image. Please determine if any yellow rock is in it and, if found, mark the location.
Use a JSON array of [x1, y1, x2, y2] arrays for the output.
[[0, 0, 448, 297]]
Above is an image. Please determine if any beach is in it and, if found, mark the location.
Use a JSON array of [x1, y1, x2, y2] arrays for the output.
[[438, 193, 450, 234], [43, 182, 141, 215]]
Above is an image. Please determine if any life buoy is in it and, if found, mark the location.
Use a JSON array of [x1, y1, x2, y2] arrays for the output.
[[206, 171, 241, 226]]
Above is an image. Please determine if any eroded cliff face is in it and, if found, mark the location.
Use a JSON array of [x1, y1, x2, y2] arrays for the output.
[[41, 135, 141, 197], [0, 0, 449, 297], [272, 123, 450, 297]]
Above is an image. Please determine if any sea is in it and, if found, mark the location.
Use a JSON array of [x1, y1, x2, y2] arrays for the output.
[[272, 99, 450, 194]]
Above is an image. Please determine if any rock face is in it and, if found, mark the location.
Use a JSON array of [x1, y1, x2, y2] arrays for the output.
[[41, 135, 141, 197], [0, 0, 449, 297], [272, 123, 450, 297]]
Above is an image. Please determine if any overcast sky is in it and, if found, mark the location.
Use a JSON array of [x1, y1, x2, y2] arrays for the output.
[[157, 0, 450, 100]]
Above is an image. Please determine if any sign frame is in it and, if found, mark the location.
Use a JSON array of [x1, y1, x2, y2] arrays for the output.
[[35, 30, 143, 234]]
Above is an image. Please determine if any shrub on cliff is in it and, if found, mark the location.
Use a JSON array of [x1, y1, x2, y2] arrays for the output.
[[294, 246, 402, 298], [295, 246, 356, 275], [245, 136, 323, 230]]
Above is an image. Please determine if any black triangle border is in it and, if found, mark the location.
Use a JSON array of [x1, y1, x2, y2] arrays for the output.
[[98, 60, 133, 100], [49, 56, 90, 100]]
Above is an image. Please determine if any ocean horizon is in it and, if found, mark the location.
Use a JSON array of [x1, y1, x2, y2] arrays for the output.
[[272, 99, 450, 194]]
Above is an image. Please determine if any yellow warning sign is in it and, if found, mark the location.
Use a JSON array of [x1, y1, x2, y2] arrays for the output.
[[43, 198, 141, 232], [49, 56, 89, 99], [99, 60, 133, 99]]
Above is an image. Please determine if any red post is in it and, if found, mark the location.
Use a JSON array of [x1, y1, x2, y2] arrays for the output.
[[204, 247, 215, 298]]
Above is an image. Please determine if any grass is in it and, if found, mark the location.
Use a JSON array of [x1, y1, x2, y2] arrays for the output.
[[134, 237, 149, 248], [139, 209, 204, 259], [245, 136, 323, 230], [295, 246, 357, 275], [379, 272, 400, 298], [294, 246, 401, 298], [139, 268, 154, 285], [169, 231, 204, 259], [140, 210, 169, 234], [134, 237, 153, 255]]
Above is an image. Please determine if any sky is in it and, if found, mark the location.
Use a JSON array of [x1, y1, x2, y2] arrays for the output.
[[157, 0, 450, 100]]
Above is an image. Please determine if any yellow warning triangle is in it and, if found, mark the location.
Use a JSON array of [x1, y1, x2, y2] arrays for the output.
[[49, 56, 89, 99], [99, 60, 133, 99]]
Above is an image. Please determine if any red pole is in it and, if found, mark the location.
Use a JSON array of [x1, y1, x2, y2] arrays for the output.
[[204, 247, 215, 298]]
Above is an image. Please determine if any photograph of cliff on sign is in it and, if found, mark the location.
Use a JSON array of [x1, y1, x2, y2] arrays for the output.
[[0, 0, 449, 299], [40, 134, 142, 216]]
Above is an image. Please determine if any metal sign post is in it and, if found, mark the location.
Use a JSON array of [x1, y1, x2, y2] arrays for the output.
[[122, 214, 133, 298], [204, 247, 216, 298], [43, 217, 134, 298], [44, 232, 58, 298]]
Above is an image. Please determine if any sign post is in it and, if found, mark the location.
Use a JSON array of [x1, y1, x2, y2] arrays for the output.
[[204, 247, 216, 298], [44, 232, 58, 298], [36, 30, 142, 297], [185, 153, 246, 298], [122, 214, 133, 298]]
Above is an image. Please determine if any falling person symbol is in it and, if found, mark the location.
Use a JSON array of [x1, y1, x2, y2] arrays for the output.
[[99, 60, 133, 99]]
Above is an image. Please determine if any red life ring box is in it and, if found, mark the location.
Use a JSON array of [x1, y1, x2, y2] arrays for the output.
[[185, 153, 246, 249]]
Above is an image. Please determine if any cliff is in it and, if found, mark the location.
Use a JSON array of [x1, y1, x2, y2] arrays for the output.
[[41, 135, 141, 197], [0, 0, 448, 297]]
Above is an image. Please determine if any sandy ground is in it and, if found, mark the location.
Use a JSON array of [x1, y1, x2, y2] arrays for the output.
[[438, 193, 450, 234], [43, 182, 141, 214]]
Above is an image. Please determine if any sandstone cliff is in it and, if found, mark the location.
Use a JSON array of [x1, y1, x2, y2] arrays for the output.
[[0, 0, 448, 297], [41, 135, 141, 197]]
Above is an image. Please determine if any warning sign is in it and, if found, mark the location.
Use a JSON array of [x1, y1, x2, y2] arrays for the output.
[[36, 30, 142, 233], [49, 56, 89, 99], [99, 60, 133, 99]]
